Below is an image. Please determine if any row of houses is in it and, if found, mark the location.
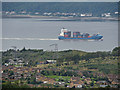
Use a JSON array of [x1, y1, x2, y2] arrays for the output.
[[2, 65, 119, 88], [4, 58, 56, 67], [38, 60, 56, 64], [4, 58, 25, 66], [3, 11, 118, 17]]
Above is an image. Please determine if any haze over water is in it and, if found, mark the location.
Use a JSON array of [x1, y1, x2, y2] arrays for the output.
[[2, 18, 118, 52]]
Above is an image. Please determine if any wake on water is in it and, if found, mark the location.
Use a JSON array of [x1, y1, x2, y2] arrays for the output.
[[1, 38, 59, 40], [1, 38, 103, 41]]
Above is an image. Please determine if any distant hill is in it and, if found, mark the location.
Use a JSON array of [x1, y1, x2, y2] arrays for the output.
[[2, 2, 118, 17]]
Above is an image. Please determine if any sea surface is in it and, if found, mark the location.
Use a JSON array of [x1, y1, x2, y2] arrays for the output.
[[2, 18, 118, 52]]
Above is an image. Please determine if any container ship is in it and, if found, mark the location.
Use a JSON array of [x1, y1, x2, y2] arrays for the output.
[[58, 28, 103, 40]]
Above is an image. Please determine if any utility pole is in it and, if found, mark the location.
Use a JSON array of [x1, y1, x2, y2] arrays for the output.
[[11, 46, 17, 60], [49, 44, 58, 60]]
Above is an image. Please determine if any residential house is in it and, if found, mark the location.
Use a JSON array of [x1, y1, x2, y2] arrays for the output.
[[84, 78, 91, 84], [96, 80, 109, 85], [36, 75, 56, 85], [46, 60, 56, 64], [70, 77, 84, 88]]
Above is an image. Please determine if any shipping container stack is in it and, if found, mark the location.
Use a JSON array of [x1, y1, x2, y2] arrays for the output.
[[64, 31, 71, 37], [93, 34, 97, 36], [81, 33, 89, 38], [73, 32, 81, 38]]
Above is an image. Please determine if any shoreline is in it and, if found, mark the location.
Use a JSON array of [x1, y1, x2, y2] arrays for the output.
[[2, 15, 119, 21]]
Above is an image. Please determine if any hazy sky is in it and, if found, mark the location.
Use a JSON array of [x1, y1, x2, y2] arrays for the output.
[[1, 0, 120, 2]]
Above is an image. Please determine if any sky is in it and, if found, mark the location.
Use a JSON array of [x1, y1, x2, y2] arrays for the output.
[[1, 0, 120, 2]]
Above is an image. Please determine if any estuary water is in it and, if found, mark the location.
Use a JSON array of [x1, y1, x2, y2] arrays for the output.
[[2, 18, 118, 52]]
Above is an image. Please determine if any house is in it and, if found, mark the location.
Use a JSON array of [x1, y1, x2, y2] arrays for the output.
[[76, 71, 83, 76], [43, 81, 48, 84], [96, 81, 109, 85], [70, 77, 84, 88], [8, 59, 15, 65], [46, 60, 56, 64], [115, 12, 118, 14], [107, 74, 118, 81], [70, 81, 83, 88], [71, 77, 80, 81], [2, 73, 8, 79], [39, 61, 46, 64], [56, 82, 65, 86], [28, 84, 35, 88], [81, 14, 86, 17], [4, 63, 8, 66], [101, 13, 111, 17], [111, 80, 119, 85], [100, 85, 108, 88], [18, 60, 24, 65], [76, 84, 82, 88], [84, 78, 91, 84], [36, 75, 56, 85]]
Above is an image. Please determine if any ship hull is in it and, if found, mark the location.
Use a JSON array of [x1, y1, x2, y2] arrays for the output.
[[58, 36, 103, 40]]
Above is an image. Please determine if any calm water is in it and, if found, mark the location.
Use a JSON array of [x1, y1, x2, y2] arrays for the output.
[[2, 18, 118, 52]]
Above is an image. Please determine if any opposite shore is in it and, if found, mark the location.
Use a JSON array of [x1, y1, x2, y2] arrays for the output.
[[2, 15, 119, 21]]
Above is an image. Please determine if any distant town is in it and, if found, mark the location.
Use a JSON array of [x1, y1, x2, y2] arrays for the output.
[[2, 10, 118, 18], [2, 10, 119, 22], [1, 47, 119, 88], [2, 2, 119, 21]]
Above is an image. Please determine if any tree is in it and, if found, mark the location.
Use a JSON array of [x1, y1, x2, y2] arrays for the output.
[[21, 47, 26, 52], [72, 86, 75, 88], [9, 71, 14, 76], [64, 84, 68, 87], [84, 81, 87, 84], [90, 82, 94, 86], [112, 47, 120, 56]]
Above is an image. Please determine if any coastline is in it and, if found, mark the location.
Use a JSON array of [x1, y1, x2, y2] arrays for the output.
[[2, 15, 119, 21]]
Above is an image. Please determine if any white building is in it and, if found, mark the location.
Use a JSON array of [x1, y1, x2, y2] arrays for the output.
[[81, 14, 86, 16], [101, 13, 111, 17], [115, 12, 118, 14], [35, 12, 39, 15]]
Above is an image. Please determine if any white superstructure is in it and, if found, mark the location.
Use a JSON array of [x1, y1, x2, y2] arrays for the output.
[[59, 28, 68, 36]]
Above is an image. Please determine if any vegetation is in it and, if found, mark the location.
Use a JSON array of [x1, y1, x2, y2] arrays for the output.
[[2, 2, 118, 17], [2, 46, 119, 75], [2, 47, 119, 88], [41, 69, 78, 77], [2, 81, 30, 88]]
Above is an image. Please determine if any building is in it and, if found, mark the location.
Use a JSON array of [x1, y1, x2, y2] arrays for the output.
[[46, 60, 56, 64]]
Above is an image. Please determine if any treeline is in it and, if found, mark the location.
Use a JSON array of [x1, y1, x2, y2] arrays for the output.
[[57, 46, 119, 63], [41, 69, 78, 77], [2, 81, 30, 88], [2, 46, 119, 66], [58, 51, 111, 63], [2, 2, 118, 17]]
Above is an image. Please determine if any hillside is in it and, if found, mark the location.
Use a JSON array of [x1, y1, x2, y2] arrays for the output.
[[2, 2, 118, 17], [2, 47, 119, 74], [1, 47, 119, 88]]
